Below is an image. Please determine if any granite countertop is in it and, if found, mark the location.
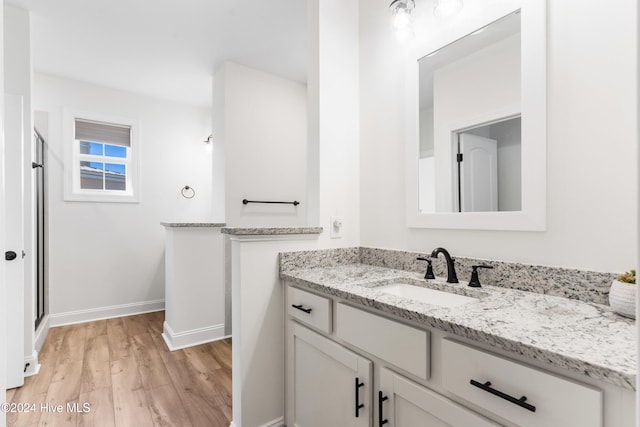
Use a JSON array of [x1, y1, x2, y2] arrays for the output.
[[161, 222, 226, 227], [221, 227, 323, 236], [281, 263, 636, 391]]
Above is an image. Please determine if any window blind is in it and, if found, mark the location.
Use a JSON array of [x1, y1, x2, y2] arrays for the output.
[[75, 119, 131, 147]]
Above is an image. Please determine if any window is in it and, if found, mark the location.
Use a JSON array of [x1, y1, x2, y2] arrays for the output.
[[64, 111, 139, 202]]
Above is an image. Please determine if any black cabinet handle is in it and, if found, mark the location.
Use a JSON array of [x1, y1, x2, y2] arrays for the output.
[[470, 379, 536, 412], [355, 378, 364, 417], [378, 391, 388, 426], [291, 304, 312, 314], [5, 251, 17, 261]]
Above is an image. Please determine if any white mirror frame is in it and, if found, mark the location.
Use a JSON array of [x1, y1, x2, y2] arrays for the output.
[[405, 0, 546, 231]]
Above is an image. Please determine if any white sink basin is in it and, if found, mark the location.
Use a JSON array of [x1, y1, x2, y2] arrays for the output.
[[377, 283, 477, 308]]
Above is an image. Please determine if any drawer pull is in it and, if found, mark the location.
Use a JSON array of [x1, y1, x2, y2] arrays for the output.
[[355, 378, 365, 417], [378, 391, 389, 426], [292, 304, 312, 314], [470, 379, 536, 413]]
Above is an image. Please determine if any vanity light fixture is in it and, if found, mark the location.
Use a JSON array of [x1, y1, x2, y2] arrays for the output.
[[390, 0, 463, 42], [389, 0, 415, 42], [204, 134, 213, 152], [433, 0, 463, 18]]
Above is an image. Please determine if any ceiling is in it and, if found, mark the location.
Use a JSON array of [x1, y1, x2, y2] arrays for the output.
[[5, 0, 307, 107]]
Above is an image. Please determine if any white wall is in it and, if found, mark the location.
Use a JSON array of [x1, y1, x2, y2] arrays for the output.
[[211, 66, 226, 223], [360, 0, 637, 272], [308, 0, 360, 246], [33, 73, 212, 319], [214, 62, 308, 227], [212, 3, 360, 242]]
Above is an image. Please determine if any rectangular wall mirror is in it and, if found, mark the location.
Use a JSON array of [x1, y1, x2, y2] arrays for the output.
[[406, 0, 546, 230]]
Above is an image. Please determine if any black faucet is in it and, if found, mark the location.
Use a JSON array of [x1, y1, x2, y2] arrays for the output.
[[430, 247, 458, 283], [468, 265, 493, 288], [416, 257, 435, 280]]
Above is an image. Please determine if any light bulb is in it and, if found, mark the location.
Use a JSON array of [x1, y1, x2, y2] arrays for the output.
[[433, 0, 463, 18], [390, 0, 415, 42]]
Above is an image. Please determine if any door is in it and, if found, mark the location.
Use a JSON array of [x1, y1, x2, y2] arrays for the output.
[[379, 368, 500, 427], [0, 63, 6, 427], [4, 94, 25, 389], [458, 133, 498, 212], [292, 323, 372, 427], [33, 129, 45, 329]]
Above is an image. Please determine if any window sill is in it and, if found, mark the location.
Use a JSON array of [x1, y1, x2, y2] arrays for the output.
[[63, 192, 139, 204]]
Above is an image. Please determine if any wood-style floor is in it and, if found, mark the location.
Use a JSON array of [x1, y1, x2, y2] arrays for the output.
[[5, 311, 232, 427]]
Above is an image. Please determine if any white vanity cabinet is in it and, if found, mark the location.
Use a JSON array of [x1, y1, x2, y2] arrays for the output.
[[290, 322, 372, 427], [285, 284, 629, 427]]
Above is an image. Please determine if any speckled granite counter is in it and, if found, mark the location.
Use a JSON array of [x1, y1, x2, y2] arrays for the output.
[[161, 222, 226, 227], [221, 227, 323, 235], [281, 263, 636, 391]]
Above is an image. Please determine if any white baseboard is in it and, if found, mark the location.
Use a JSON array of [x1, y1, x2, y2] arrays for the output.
[[49, 299, 165, 327], [228, 417, 284, 427], [23, 350, 40, 377], [259, 417, 284, 427], [34, 315, 50, 353], [162, 321, 229, 351]]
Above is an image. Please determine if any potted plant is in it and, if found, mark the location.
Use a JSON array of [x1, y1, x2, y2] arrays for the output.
[[609, 270, 636, 319]]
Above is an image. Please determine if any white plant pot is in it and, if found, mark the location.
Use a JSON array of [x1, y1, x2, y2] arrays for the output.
[[609, 280, 636, 319]]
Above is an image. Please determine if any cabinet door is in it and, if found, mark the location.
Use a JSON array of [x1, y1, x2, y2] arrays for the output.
[[379, 368, 500, 427], [292, 323, 372, 427]]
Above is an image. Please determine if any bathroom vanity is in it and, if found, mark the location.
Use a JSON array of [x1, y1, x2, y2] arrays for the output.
[[281, 249, 635, 427]]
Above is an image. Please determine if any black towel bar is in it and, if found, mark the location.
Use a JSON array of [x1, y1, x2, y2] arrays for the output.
[[242, 199, 299, 206]]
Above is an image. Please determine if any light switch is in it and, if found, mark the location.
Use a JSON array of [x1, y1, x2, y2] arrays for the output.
[[330, 216, 344, 239]]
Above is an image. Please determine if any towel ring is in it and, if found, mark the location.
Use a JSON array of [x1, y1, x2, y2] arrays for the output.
[[181, 185, 196, 199]]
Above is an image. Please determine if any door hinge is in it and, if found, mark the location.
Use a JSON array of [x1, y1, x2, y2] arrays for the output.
[[457, 153, 464, 162], [32, 162, 43, 169]]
